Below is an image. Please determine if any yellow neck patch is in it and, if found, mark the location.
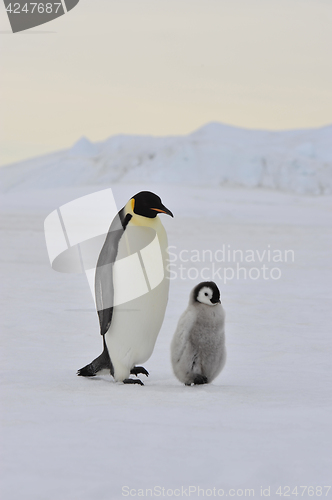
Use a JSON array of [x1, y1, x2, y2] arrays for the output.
[[131, 198, 135, 212]]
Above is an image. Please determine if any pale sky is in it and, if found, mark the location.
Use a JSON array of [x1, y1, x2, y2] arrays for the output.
[[1, 0, 332, 165]]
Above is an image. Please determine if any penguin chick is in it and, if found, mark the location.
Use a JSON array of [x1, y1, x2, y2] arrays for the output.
[[171, 281, 226, 386]]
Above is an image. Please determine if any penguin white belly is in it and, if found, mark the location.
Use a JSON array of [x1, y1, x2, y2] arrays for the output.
[[105, 217, 169, 382], [105, 280, 169, 381]]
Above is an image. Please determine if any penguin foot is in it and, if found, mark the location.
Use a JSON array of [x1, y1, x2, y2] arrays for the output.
[[193, 374, 208, 385], [123, 378, 144, 386], [130, 366, 149, 377], [77, 344, 113, 377]]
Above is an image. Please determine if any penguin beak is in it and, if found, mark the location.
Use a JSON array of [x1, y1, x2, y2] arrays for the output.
[[151, 205, 174, 217]]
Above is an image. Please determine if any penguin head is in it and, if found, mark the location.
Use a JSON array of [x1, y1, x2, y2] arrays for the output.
[[193, 281, 221, 306], [131, 191, 173, 219]]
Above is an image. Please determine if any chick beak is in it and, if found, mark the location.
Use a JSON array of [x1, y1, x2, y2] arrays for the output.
[[211, 298, 221, 305]]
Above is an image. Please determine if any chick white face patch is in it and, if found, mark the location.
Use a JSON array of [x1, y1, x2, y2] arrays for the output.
[[197, 286, 215, 306]]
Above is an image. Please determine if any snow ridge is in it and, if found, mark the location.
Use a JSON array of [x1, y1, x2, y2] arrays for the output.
[[1, 123, 331, 194]]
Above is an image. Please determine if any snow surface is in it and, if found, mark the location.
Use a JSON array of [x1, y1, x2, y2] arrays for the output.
[[1, 172, 331, 499], [1, 122, 332, 195]]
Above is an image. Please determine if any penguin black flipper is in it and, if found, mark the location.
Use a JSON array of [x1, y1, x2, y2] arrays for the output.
[[95, 209, 132, 336], [78, 209, 131, 377], [77, 337, 114, 377]]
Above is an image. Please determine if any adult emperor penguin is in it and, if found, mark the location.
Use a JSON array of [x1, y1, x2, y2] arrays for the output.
[[78, 191, 173, 385], [171, 281, 226, 385]]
